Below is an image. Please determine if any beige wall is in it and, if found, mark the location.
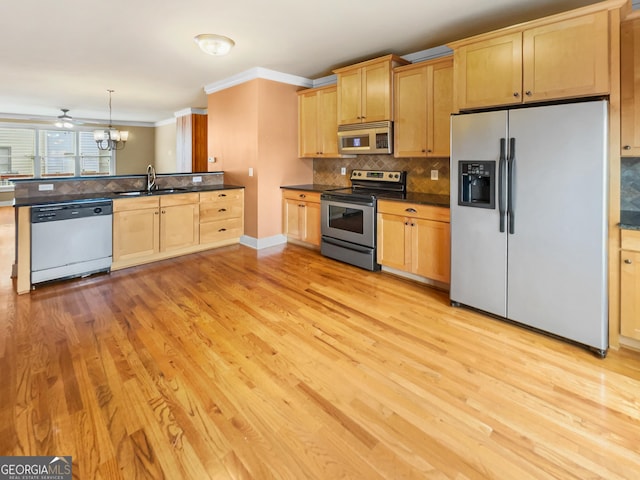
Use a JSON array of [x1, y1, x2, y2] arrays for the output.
[[208, 78, 312, 241], [155, 122, 177, 173], [114, 125, 155, 175]]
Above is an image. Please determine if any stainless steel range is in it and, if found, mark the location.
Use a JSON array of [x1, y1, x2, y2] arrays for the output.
[[320, 169, 407, 271]]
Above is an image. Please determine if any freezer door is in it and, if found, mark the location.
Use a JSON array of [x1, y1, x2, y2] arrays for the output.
[[507, 101, 608, 351], [450, 111, 508, 317]]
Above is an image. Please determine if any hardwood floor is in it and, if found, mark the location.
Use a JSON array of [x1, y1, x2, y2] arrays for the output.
[[1, 205, 640, 479]]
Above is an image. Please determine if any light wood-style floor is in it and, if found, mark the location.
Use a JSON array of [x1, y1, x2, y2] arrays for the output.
[[1, 206, 640, 479]]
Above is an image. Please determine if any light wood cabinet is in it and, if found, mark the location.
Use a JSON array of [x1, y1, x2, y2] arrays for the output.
[[199, 189, 244, 244], [334, 54, 409, 125], [160, 193, 200, 252], [113, 193, 200, 267], [621, 17, 640, 156], [282, 190, 321, 247], [112, 190, 242, 271], [621, 229, 640, 340], [377, 200, 450, 284], [394, 57, 453, 158], [297, 85, 340, 158], [113, 196, 160, 265], [451, 10, 610, 110]]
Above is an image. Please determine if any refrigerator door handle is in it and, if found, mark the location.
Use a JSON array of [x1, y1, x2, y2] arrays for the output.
[[507, 137, 516, 234], [498, 138, 507, 233]]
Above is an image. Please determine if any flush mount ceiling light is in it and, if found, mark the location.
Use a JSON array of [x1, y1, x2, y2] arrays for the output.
[[93, 89, 129, 151], [194, 34, 235, 56], [55, 109, 74, 129]]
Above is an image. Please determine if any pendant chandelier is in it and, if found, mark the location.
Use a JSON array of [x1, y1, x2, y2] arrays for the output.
[[93, 89, 129, 151]]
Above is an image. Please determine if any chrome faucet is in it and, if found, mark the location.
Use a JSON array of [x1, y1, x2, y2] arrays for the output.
[[146, 164, 156, 192]]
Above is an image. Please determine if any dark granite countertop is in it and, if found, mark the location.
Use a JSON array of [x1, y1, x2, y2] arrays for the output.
[[620, 210, 640, 230], [13, 184, 244, 207], [280, 184, 450, 208], [280, 184, 342, 192]]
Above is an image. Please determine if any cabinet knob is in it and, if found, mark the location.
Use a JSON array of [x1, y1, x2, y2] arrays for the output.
[[525, 91, 532, 96], [421, 149, 426, 153], [299, 204, 305, 208], [427, 149, 432, 153], [513, 92, 520, 98], [405, 208, 417, 213], [624, 145, 632, 150], [161, 209, 166, 214], [155, 211, 159, 215], [218, 228, 227, 232], [218, 208, 227, 212], [404, 222, 409, 226], [625, 259, 633, 264], [299, 194, 306, 198], [219, 193, 227, 197]]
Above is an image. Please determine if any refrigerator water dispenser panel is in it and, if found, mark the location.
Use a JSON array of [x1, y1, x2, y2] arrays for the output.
[[458, 161, 495, 209]]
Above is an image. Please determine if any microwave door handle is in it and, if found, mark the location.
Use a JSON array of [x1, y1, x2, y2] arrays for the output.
[[498, 138, 506, 233]]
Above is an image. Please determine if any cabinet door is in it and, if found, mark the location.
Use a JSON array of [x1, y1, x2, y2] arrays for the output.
[[302, 201, 321, 246], [522, 11, 609, 103], [428, 60, 454, 157], [621, 18, 640, 156], [394, 65, 428, 158], [318, 87, 339, 157], [621, 250, 640, 340], [113, 208, 159, 263], [337, 68, 363, 125], [454, 32, 523, 110], [160, 203, 199, 252], [412, 219, 450, 283], [284, 198, 303, 240], [362, 61, 391, 123], [298, 90, 319, 158], [377, 213, 410, 270]]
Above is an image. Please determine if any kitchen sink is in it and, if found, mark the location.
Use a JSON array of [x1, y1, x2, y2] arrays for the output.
[[115, 187, 187, 196]]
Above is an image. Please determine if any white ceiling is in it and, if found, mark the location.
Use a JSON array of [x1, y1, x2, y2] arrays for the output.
[[0, 0, 604, 125]]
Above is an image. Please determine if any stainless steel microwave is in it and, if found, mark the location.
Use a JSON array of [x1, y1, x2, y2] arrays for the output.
[[337, 121, 393, 155]]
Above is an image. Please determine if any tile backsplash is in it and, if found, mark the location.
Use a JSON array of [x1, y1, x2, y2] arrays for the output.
[[313, 155, 450, 195], [621, 157, 640, 212]]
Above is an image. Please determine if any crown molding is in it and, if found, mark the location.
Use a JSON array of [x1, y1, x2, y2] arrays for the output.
[[204, 67, 313, 94], [174, 108, 207, 117]]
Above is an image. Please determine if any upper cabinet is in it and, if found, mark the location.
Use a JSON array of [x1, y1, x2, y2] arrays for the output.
[[298, 85, 340, 158], [621, 16, 640, 156], [394, 56, 453, 158], [334, 54, 409, 125], [450, 8, 613, 111]]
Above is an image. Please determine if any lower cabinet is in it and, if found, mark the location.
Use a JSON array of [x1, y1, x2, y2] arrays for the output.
[[377, 200, 450, 284], [282, 190, 321, 247], [112, 189, 243, 270], [621, 229, 640, 340], [200, 189, 244, 244]]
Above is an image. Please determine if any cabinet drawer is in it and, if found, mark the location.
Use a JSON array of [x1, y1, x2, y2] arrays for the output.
[[200, 200, 243, 222], [113, 196, 159, 212], [200, 189, 243, 203], [200, 217, 243, 244], [282, 190, 321, 203], [160, 192, 199, 207], [377, 200, 450, 222], [621, 229, 640, 252]]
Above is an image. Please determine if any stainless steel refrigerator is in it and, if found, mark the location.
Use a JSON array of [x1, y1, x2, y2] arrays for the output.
[[449, 100, 608, 356]]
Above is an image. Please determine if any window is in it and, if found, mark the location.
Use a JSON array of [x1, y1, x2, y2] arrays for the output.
[[0, 125, 115, 181]]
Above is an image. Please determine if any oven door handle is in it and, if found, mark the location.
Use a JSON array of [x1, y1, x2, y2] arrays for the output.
[[320, 194, 375, 207]]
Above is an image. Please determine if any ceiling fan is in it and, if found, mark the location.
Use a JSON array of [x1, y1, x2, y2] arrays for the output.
[[55, 108, 74, 128]]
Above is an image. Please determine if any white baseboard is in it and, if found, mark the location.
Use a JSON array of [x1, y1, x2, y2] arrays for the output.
[[240, 234, 287, 250]]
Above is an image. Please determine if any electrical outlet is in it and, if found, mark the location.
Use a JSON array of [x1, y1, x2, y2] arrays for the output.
[[431, 170, 439, 181], [208, 156, 216, 163], [340, 167, 347, 175], [192, 176, 202, 183], [248, 167, 254, 177]]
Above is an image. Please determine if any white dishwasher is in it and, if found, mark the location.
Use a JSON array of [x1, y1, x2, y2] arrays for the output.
[[31, 199, 113, 285]]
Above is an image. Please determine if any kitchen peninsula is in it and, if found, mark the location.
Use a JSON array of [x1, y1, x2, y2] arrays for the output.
[[12, 172, 244, 294]]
